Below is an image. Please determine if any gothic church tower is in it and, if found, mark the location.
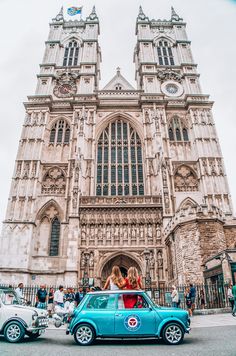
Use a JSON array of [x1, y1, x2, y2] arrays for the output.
[[0, 7, 235, 286]]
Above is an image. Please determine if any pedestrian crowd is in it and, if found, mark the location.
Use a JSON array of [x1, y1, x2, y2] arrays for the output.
[[13, 272, 236, 317], [15, 283, 95, 317]]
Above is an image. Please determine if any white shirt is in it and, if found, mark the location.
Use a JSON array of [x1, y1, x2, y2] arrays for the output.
[[54, 290, 64, 303], [15, 287, 23, 300]]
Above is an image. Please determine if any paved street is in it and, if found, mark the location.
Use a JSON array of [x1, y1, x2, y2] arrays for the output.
[[1, 314, 236, 356]]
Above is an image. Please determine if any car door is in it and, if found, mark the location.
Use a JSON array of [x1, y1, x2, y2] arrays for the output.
[[84, 293, 116, 336], [114, 292, 157, 336]]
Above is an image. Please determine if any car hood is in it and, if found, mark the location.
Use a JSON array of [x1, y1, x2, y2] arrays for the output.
[[10, 305, 48, 316]]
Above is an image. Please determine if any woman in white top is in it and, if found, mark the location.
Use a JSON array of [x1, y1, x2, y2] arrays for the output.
[[104, 266, 125, 290], [171, 285, 179, 308], [227, 284, 234, 311]]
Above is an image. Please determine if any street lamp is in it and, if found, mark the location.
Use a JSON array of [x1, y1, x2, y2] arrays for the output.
[[83, 251, 90, 288], [143, 249, 152, 289]]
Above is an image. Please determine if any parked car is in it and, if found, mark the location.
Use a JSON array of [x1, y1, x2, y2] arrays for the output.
[[68, 290, 190, 346], [0, 287, 48, 343]]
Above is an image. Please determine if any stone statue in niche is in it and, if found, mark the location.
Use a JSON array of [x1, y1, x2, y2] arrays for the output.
[[156, 224, 161, 239], [157, 250, 163, 279], [80, 252, 85, 268], [89, 252, 94, 267], [149, 251, 155, 269]]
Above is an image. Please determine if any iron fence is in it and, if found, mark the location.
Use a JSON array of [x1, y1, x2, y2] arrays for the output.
[[0, 283, 232, 310]]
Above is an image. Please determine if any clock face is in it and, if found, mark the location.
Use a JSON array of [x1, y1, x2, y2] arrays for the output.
[[161, 81, 184, 97], [53, 83, 76, 98], [166, 83, 178, 94]]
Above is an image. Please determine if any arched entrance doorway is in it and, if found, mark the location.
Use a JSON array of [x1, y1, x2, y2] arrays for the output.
[[101, 254, 141, 285]]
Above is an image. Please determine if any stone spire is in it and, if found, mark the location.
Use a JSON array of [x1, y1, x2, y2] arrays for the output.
[[87, 5, 98, 21], [137, 6, 149, 22], [171, 6, 182, 22], [53, 6, 64, 22]]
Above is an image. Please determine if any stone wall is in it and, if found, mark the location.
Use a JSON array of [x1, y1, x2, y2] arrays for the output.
[[224, 225, 236, 249]]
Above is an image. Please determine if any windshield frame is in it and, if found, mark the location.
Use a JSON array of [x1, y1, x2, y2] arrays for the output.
[[0, 289, 21, 306]]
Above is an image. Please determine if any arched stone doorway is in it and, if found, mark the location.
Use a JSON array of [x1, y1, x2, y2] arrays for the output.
[[101, 254, 142, 285]]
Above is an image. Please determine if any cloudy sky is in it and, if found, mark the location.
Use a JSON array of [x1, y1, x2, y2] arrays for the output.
[[0, 0, 236, 225]]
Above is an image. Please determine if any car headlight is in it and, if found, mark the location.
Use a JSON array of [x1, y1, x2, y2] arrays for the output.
[[32, 311, 38, 320]]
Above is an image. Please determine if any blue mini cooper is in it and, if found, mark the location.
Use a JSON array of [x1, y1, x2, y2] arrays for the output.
[[68, 290, 190, 346]]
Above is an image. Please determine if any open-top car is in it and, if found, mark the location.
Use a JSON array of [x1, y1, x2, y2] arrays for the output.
[[68, 290, 190, 346], [0, 287, 48, 343]]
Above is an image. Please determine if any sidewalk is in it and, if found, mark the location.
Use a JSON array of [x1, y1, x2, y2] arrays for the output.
[[47, 313, 236, 330], [191, 313, 236, 328]]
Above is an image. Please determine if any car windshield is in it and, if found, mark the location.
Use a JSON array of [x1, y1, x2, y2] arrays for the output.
[[144, 291, 160, 308], [0, 290, 21, 305]]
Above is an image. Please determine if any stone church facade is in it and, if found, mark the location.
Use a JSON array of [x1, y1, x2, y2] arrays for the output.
[[0, 6, 236, 287]]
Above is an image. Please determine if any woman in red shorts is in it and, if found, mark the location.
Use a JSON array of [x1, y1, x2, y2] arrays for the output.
[[123, 267, 143, 308]]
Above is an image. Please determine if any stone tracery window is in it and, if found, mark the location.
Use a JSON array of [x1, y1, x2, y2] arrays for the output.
[[174, 165, 198, 192], [157, 40, 175, 66], [96, 119, 144, 196], [168, 116, 189, 142], [49, 120, 70, 145], [49, 217, 60, 256], [42, 167, 66, 195], [63, 40, 79, 66]]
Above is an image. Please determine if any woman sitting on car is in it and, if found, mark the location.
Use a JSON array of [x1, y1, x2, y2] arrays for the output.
[[123, 267, 143, 308], [103, 265, 125, 290]]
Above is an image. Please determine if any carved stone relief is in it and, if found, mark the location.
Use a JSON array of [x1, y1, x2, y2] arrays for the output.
[[174, 165, 198, 192], [42, 167, 66, 194]]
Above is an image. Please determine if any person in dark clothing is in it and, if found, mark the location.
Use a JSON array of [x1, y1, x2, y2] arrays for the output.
[[75, 287, 84, 306], [47, 287, 54, 317], [36, 284, 48, 309], [189, 283, 196, 312], [65, 287, 75, 303]]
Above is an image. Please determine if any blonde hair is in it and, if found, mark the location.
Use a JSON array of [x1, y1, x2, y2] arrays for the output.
[[127, 267, 139, 289], [110, 265, 123, 286]]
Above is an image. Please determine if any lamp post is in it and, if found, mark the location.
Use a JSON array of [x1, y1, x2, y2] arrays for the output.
[[143, 249, 152, 289], [83, 251, 90, 288]]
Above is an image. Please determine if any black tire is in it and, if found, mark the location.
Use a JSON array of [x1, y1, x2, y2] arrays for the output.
[[73, 323, 95, 346], [162, 322, 184, 345], [26, 331, 41, 339], [4, 321, 25, 343]]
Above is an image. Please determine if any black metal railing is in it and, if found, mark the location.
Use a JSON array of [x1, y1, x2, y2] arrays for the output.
[[0, 283, 232, 310]]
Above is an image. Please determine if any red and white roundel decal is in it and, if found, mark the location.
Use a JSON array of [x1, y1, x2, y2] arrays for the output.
[[124, 314, 141, 331], [128, 317, 138, 328]]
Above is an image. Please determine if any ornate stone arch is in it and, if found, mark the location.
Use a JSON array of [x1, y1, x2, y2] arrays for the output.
[[95, 112, 144, 143], [48, 116, 71, 145], [177, 197, 200, 212], [153, 35, 176, 47], [61, 35, 83, 47], [98, 251, 145, 281], [168, 114, 189, 141], [34, 200, 63, 256], [36, 199, 64, 223], [174, 165, 198, 192], [95, 114, 145, 196]]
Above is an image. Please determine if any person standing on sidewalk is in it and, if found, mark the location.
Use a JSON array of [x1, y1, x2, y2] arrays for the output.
[[171, 285, 179, 308], [47, 287, 54, 317], [190, 283, 196, 313], [36, 284, 48, 309], [54, 285, 64, 307], [227, 284, 234, 311], [232, 283, 236, 317]]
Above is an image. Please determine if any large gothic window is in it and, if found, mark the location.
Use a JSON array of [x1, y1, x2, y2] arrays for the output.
[[96, 120, 144, 196], [49, 217, 60, 256], [157, 40, 175, 66], [168, 116, 189, 142], [49, 120, 70, 145], [63, 40, 79, 67]]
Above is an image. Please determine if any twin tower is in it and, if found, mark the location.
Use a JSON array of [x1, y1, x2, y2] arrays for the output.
[[0, 6, 235, 287]]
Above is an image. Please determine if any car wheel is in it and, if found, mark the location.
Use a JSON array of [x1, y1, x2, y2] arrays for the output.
[[162, 322, 184, 345], [74, 323, 95, 346], [4, 321, 25, 343]]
